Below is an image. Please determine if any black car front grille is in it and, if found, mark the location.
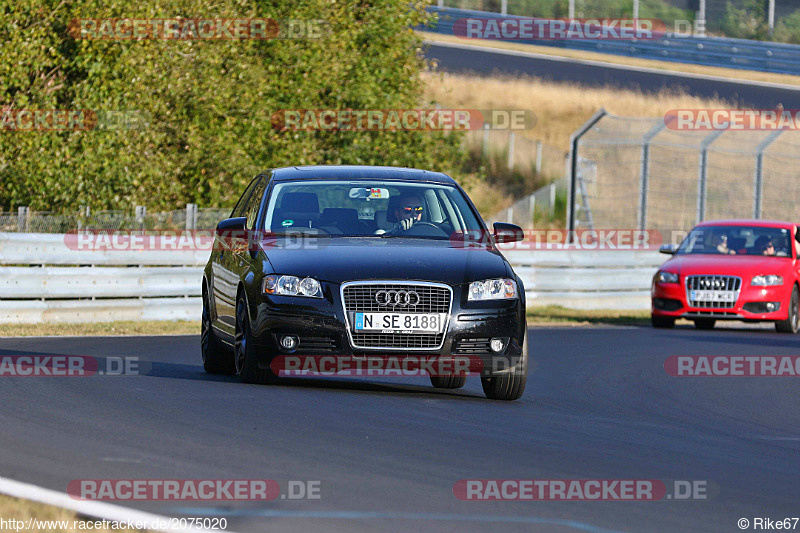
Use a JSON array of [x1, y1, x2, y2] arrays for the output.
[[453, 338, 492, 354], [342, 282, 451, 350], [298, 336, 339, 353], [342, 284, 450, 314], [686, 275, 741, 309]]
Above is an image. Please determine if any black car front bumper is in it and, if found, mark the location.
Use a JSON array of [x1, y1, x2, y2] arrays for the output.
[[248, 283, 526, 376]]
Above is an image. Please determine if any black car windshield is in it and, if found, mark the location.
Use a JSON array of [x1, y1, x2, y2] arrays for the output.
[[264, 180, 483, 239], [677, 225, 792, 257]]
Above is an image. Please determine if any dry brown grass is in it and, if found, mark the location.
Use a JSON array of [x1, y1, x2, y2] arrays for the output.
[[0, 321, 198, 337], [422, 70, 731, 151]]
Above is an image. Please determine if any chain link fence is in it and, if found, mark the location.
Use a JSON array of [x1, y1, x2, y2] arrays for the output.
[[0, 205, 231, 233], [568, 111, 800, 233]]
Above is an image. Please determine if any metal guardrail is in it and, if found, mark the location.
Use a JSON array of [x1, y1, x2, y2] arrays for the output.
[[425, 6, 800, 76], [0, 233, 663, 323], [0, 232, 206, 324], [504, 247, 662, 310]]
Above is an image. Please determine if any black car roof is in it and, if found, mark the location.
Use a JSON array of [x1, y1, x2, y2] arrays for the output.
[[268, 165, 456, 185]]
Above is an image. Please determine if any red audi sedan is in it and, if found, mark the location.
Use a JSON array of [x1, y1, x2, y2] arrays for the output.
[[651, 220, 800, 332]]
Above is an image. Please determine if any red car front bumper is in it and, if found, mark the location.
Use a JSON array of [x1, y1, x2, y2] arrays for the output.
[[651, 280, 790, 321]]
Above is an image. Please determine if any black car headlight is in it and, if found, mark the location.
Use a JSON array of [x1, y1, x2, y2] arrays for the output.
[[468, 278, 517, 301], [656, 271, 679, 284], [263, 275, 322, 298]]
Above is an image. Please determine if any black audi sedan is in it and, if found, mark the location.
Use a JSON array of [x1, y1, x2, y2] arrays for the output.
[[201, 166, 528, 400]]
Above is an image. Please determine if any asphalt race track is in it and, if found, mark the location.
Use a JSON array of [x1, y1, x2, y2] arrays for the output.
[[425, 41, 800, 109], [1, 326, 798, 532]]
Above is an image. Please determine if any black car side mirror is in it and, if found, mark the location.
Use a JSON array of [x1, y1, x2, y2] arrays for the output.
[[493, 222, 525, 243], [217, 217, 247, 232], [659, 244, 676, 255]]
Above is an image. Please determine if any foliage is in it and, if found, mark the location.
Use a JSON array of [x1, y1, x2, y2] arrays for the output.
[[0, 0, 466, 211]]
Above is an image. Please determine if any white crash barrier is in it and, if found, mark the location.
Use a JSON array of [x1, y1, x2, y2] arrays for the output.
[[0, 234, 667, 323]]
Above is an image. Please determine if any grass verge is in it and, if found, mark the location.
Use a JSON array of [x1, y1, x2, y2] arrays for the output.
[[0, 321, 199, 337], [0, 494, 139, 532], [527, 305, 651, 326]]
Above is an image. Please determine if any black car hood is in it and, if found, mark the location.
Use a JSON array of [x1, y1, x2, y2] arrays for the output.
[[260, 237, 512, 286]]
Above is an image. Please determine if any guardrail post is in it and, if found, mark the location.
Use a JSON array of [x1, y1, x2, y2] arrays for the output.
[[507, 131, 515, 170], [696, 130, 723, 223], [186, 203, 197, 230], [638, 120, 666, 231], [567, 108, 606, 239], [753, 130, 783, 219], [17, 206, 29, 232]]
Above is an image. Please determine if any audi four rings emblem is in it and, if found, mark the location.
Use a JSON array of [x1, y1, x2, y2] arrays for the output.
[[375, 290, 420, 307]]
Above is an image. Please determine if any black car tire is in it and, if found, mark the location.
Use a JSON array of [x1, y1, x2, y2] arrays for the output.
[[693, 318, 716, 330], [651, 315, 675, 328], [481, 330, 528, 401], [202, 289, 234, 375], [235, 295, 278, 384], [430, 374, 467, 389], [776, 285, 800, 334]]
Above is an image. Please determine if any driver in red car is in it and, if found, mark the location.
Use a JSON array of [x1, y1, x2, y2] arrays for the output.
[[754, 235, 776, 256]]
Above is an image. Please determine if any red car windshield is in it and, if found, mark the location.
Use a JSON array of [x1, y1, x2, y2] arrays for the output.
[[677, 225, 792, 257]]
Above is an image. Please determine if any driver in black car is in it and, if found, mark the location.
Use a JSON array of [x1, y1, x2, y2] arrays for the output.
[[392, 194, 423, 231]]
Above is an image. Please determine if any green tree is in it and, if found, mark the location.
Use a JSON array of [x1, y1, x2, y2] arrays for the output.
[[0, 0, 465, 212]]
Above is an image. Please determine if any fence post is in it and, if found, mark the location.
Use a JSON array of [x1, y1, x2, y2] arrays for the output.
[[567, 109, 606, 239], [501, 0, 507, 15], [696, 130, 723, 224], [507, 131, 515, 170], [186, 203, 197, 230], [549, 182, 556, 216], [437, 0, 443, 7], [528, 195, 535, 229], [535, 141, 543, 174], [753, 130, 782, 219], [17, 206, 29, 232], [135, 205, 146, 229], [483, 123, 490, 159], [638, 121, 666, 231]]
